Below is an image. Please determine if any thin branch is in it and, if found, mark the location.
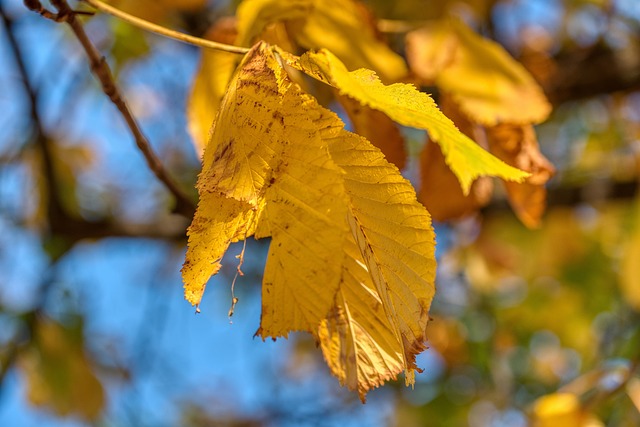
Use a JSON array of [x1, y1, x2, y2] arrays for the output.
[[26, 0, 196, 217], [81, 0, 250, 54]]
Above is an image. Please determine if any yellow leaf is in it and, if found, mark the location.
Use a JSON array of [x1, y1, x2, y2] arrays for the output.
[[236, 0, 313, 48], [19, 318, 105, 421], [183, 43, 288, 305], [406, 19, 551, 126], [287, 48, 528, 194], [183, 42, 438, 398], [420, 140, 493, 222], [419, 94, 493, 221], [327, 130, 436, 385], [253, 80, 348, 337], [318, 234, 404, 401], [235, 0, 407, 82], [531, 393, 584, 427], [338, 94, 406, 170], [288, 0, 408, 83], [187, 18, 239, 155]]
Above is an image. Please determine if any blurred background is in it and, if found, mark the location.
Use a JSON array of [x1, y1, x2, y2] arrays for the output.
[[1, 0, 640, 425]]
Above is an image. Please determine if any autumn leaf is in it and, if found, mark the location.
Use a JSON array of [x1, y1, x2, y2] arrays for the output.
[[285, 48, 528, 194], [183, 42, 437, 398], [339, 94, 406, 170], [487, 123, 555, 228], [326, 129, 436, 387], [419, 94, 493, 221], [187, 19, 239, 155], [406, 19, 551, 126], [235, 0, 312, 48], [318, 234, 404, 400], [235, 0, 407, 82], [19, 318, 105, 421]]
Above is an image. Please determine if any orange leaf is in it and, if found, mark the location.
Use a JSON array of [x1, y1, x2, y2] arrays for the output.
[[487, 124, 555, 228], [419, 95, 492, 221]]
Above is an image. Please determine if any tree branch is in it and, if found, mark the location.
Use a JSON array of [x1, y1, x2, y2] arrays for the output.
[[25, 0, 196, 218], [81, 0, 250, 54]]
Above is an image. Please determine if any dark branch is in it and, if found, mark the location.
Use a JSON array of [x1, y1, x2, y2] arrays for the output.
[[25, 0, 196, 218], [3, 3, 189, 246]]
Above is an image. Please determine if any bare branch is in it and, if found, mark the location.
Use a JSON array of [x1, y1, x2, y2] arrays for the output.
[[25, 0, 196, 218]]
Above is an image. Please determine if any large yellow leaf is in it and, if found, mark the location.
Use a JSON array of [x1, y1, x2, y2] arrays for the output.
[[185, 43, 348, 332], [287, 48, 528, 194], [254, 79, 348, 338], [184, 42, 437, 398], [183, 44, 287, 305], [327, 130, 436, 385], [406, 19, 551, 126], [318, 234, 404, 401]]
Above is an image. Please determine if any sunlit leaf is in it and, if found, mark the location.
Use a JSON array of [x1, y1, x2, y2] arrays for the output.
[[183, 42, 436, 398], [235, 0, 407, 82], [235, 0, 313, 48], [327, 129, 436, 386], [406, 19, 551, 126], [339, 94, 406, 169], [318, 234, 404, 401], [419, 94, 493, 221], [286, 48, 528, 194]]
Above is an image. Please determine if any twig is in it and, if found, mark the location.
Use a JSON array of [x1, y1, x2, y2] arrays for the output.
[[81, 0, 250, 54], [26, 0, 196, 218]]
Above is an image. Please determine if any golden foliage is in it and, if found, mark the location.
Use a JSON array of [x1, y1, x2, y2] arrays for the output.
[[287, 48, 528, 194], [183, 42, 441, 398], [419, 94, 493, 221], [406, 19, 551, 126]]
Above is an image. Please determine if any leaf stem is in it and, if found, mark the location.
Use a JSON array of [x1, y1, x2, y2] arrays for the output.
[[81, 0, 250, 54]]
